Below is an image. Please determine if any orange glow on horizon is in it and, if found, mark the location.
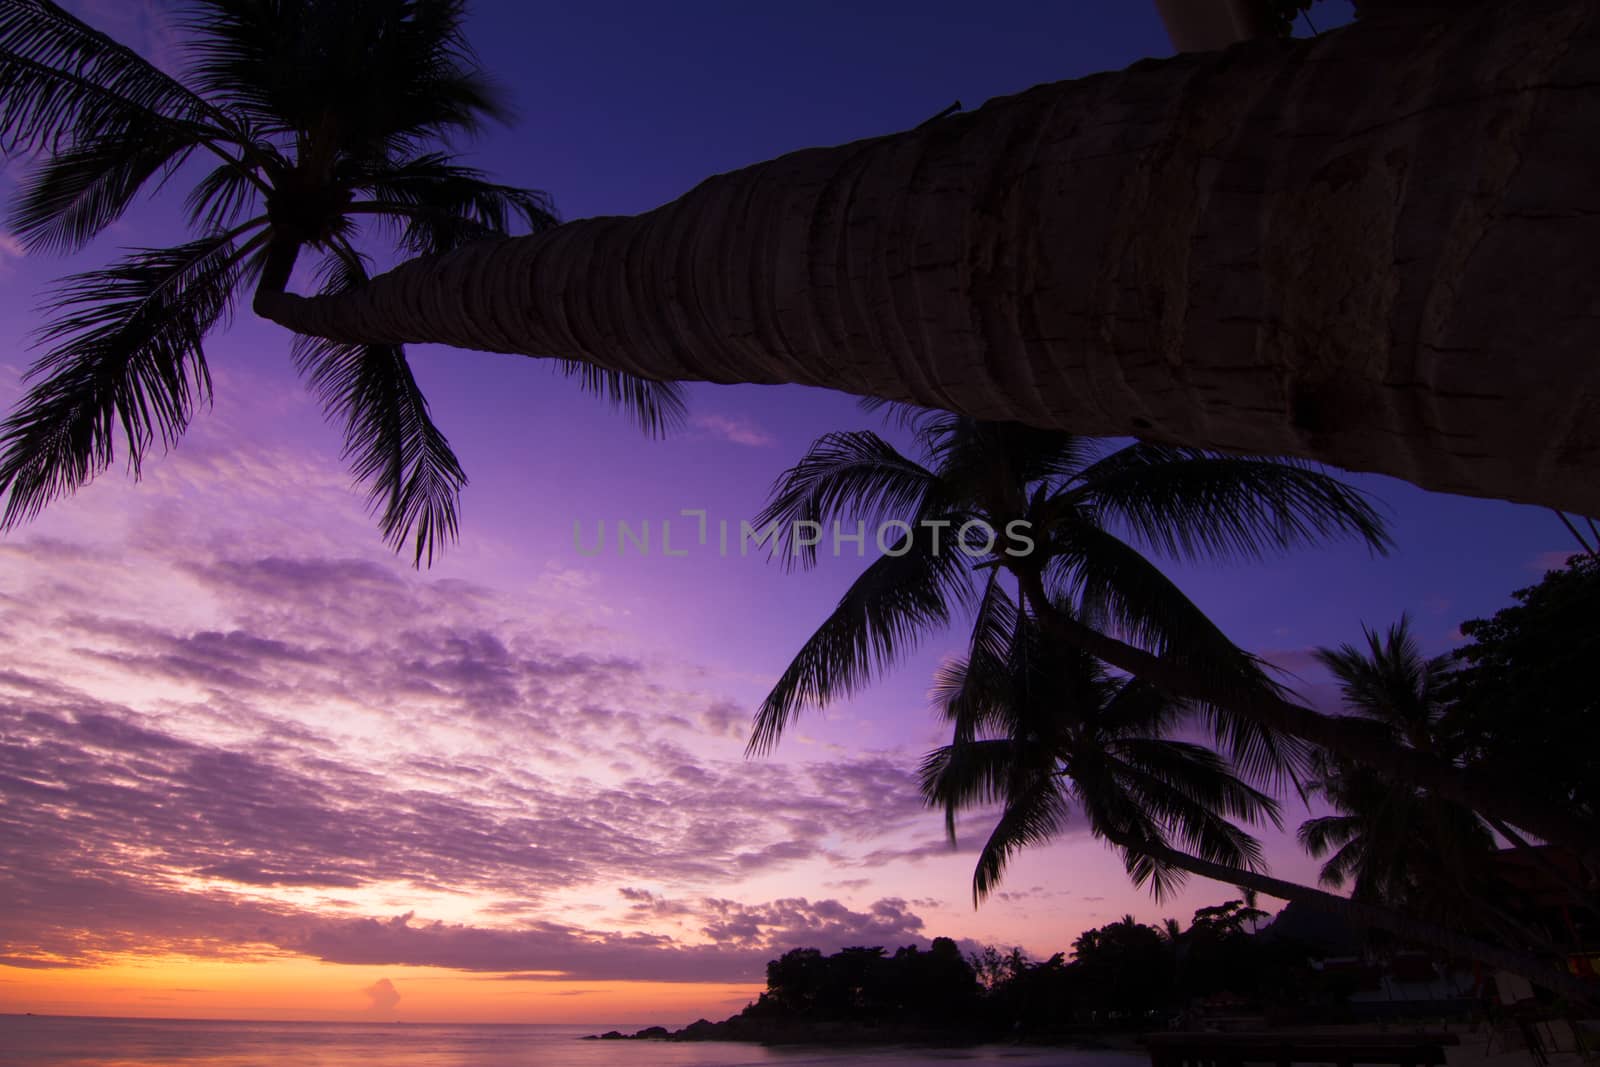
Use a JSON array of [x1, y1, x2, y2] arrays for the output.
[[0, 955, 761, 1026]]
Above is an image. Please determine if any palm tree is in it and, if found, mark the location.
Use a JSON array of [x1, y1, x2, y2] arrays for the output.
[[916, 584, 1283, 904], [249, 2, 1600, 519], [1298, 619, 1572, 953], [744, 407, 1600, 860], [1298, 618, 1479, 900], [922, 603, 1596, 1002], [748, 407, 1390, 790], [0, 0, 682, 563]]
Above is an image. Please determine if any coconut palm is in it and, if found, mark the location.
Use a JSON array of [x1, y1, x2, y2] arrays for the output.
[[749, 405, 1391, 789], [916, 582, 1282, 903], [0, 0, 682, 563], [746, 407, 1600, 860], [1297, 618, 1568, 952], [1298, 618, 1477, 897], [251, 2, 1600, 518], [922, 601, 1595, 1001]]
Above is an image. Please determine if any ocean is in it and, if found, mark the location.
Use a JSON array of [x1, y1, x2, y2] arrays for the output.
[[0, 1016, 1147, 1067]]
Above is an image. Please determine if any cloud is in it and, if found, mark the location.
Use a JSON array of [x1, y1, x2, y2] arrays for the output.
[[825, 879, 870, 892], [0, 438, 950, 983], [690, 413, 776, 448], [285, 897, 928, 982], [362, 978, 401, 1011]]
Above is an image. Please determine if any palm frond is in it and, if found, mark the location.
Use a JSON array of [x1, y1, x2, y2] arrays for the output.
[[1104, 746, 1278, 877], [749, 524, 976, 754], [930, 572, 1020, 742], [555, 360, 686, 440], [184, 0, 509, 153], [185, 158, 270, 234], [1097, 674, 1188, 738], [931, 418, 1099, 499], [1297, 812, 1360, 859], [349, 152, 557, 253], [1075, 775, 1193, 901], [1044, 520, 1310, 786], [0, 0, 224, 152], [755, 429, 939, 570], [1063, 444, 1393, 563], [1109, 738, 1281, 828], [0, 234, 247, 527], [857, 395, 936, 433], [9, 126, 206, 253], [1313, 615, 1454, 743], [293, 247, 466, 567], [971, 773, 1071, 903], [1118, 839, 1191, 902], [918, 738, 1023, 841]]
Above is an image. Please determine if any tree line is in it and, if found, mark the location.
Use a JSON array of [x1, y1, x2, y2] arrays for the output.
[[736, 900, 1358, 1038]]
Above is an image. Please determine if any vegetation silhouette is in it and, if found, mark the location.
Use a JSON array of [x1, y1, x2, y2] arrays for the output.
[[751, 403, 1386, 781], [750, 406, 1598, 863], [919, 601, 1591, 996], [596, 900, 1360, 1045], [1447, 554, 1600, 828], [0, 0, 683, 563], [244, 4, 1600, 519]]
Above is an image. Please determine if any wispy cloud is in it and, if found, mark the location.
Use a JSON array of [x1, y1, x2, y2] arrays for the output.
[[0, 436, 943, 982], [690, 413, 776, 448]]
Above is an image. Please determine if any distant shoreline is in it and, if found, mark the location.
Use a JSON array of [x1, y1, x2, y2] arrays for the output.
[[583, 1017, 1151, 1049]]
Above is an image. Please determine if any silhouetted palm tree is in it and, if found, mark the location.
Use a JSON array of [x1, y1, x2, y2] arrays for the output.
[[1298, 619, 1483, 896], [752, 404, 1390, 787], [920, 602, 1592, 1000], [1297, 618, 1555, 950], [0, 0, 682, 561], [917, 582, 1281, 902]]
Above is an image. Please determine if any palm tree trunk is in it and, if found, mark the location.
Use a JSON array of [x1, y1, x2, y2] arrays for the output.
[[254, 0, 1600, 516], [1486, 815, 1600, 919], [1008, 566, 1600, 866], [1103, 831, 1599, 1005], [255, 238, 300, 313]]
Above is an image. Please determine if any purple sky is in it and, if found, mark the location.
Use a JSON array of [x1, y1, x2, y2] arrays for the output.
[[0, 0, 1577, 1021]]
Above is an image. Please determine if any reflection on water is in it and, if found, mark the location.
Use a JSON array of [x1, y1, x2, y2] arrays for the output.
[[1, 1015, 1146, 1067]]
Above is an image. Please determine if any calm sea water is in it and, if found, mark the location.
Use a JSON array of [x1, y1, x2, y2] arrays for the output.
[[0, 1016, 1146, 1067]]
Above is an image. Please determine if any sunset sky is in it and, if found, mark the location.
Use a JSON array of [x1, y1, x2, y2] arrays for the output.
[[0, 0, 1573, 1027]]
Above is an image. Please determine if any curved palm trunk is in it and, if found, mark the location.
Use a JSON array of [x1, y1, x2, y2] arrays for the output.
[[256, 0, 1600, 515], [1008, 567, 1600, 865], [1105, 832, 1599, 1005], [1487, 816, 1600, 919]]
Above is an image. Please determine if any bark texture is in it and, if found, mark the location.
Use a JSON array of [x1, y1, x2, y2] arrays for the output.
[[258, 0, 1600, 515]]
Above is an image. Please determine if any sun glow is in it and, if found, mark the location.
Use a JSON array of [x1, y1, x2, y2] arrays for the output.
[[0, 956, 761, 1025]]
